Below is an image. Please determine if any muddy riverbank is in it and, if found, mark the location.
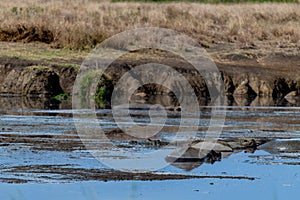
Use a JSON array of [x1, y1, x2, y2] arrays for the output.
[[0, 42, 299, 107]]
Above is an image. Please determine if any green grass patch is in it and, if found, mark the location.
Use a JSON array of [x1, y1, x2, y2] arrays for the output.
[[0, 42, 85, 71], [79, 70, 112, 108], [58, 63, 81, 70], [95, 87, 107, 108], [26, 65, 50, 70], [10, 6, 44, 15], [0, 42, 86, 61], [53, 93, 70, 102]]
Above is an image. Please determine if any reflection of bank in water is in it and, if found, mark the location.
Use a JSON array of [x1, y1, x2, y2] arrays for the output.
[[131, 92, 300, 108], [0, 96, 66, 111]]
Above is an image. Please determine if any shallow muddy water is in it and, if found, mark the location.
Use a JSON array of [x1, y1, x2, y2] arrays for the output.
[[0, 96, 300, 199]]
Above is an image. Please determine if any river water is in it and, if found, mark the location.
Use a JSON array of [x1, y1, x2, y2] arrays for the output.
[[0, 96, 299, 199]]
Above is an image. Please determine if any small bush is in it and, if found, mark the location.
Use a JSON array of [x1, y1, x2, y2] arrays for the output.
[[79, 70, 113, 108]]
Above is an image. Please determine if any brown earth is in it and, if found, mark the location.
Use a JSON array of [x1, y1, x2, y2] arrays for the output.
[[0, 42, 299, 106], [2, 166, 255, 184]]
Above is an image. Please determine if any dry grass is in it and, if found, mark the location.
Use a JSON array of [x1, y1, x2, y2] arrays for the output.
[[0, 0, 299, 50]]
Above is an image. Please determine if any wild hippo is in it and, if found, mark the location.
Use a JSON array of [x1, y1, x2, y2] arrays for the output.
[[258, 139, 300, 154]]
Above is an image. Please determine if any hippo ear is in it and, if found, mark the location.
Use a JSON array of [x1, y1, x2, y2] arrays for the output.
[[191, 142, 232, 152]]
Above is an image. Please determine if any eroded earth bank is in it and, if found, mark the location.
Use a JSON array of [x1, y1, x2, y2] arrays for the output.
[[0, 42, 299, 108]]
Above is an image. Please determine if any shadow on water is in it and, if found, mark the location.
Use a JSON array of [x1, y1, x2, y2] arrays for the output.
[[0, 93, 298, 112], [130, 92, 300, 107], [0, 96, 72, 112]]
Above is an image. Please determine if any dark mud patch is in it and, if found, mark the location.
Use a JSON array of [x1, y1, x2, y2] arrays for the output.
[[0, 177, 29, 184], [4, 164, 255, 183], [0, 133, 85, 151]]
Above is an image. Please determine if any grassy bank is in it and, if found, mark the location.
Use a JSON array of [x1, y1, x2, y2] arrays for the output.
[[0, 1, 299, 50]]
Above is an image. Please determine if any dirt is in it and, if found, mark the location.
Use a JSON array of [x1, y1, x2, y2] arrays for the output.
[[2, 165, 255, 184], [0, 42, 299, 105]]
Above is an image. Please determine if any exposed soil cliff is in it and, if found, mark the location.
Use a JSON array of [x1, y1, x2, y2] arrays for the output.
[[0, 44, 299, 107]]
